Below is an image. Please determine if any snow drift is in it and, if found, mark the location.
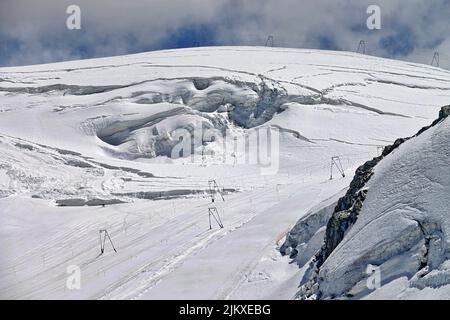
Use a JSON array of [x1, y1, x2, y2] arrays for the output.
[[1, 47, 450, 299], [284, 106, 450, 299]]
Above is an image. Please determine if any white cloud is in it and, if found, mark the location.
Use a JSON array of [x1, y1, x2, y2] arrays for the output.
[[0, 0, 449, 68]]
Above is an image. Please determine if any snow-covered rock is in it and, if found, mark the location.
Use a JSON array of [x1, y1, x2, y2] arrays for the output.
[[293, 106, 450, 299], [1, 47, 450, 299]]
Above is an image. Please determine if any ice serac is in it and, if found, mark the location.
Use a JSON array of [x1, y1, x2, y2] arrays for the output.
[[90, 76, 296, 159], [294, 105, 450, 299], [2, 47, 450, 299]]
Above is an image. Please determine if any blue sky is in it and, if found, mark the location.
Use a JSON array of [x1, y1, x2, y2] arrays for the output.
[[0, 0, 449, 68]]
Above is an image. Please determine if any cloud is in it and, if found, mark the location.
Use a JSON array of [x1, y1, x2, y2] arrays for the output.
[[214, 0, 450, 67], [0, 0, 449, 68], [0, 0, 228, 65]]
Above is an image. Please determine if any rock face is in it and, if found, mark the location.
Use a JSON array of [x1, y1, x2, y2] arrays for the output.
[[289, 105, 450, 299], [280, 192, 343, 263], [317, 105, 450, 268]]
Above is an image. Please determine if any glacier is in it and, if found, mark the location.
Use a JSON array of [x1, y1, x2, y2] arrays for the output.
[[1, 46, 450, 299], [286, 106, 450, 300]]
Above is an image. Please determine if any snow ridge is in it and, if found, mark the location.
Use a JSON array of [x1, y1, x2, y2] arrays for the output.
[[294, 105, 450, 299], [2, 47, 450, 299]]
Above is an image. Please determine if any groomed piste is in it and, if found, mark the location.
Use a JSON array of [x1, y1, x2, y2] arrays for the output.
[[1, 46, 450, 299]]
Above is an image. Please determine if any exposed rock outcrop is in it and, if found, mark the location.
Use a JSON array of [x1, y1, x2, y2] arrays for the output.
[[291, 105, 450, 299], [316, 105, 450, 268]]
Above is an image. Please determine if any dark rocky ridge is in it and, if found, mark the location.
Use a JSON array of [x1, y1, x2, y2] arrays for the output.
[[289, 105, 450, 299], [315, 105, 450, 268]]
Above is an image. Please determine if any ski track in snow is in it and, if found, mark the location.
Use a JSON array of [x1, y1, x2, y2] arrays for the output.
[[1, 47, 450, 299]]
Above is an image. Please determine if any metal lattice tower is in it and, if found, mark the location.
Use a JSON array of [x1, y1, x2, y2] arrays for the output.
[[201, 139, 207, 166], [208, 179, 225, 203], [356, 40, 366, 54], [99, 229, 117, 254], [330, 156, 346, 180], [431, 52, 440, 67], [208, 207, 224, 229], [265, 35, 274, 47]]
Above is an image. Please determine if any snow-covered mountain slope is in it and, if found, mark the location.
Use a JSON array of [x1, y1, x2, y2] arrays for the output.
[[1, 47, 450, 299], [285, 106, 450, 300]]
